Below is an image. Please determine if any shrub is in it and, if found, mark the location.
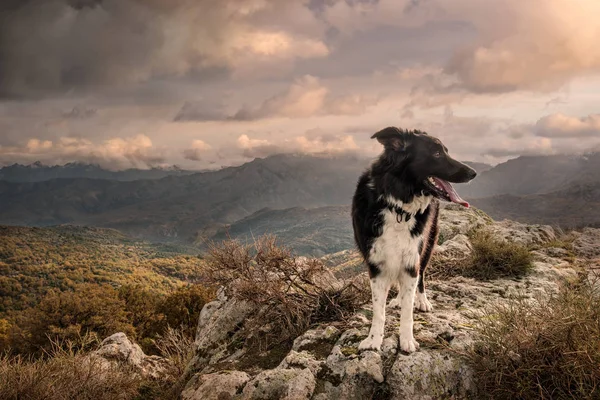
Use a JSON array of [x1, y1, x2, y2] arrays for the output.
[[467, 276, 600, 399], [429, 230, 533, 281], [204, 236, 369, 348], [0, 338, 141, 400], [466, 230, 533, 280]]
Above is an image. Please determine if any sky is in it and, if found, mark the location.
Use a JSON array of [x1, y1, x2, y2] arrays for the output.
[[1, 0, 600, 170]]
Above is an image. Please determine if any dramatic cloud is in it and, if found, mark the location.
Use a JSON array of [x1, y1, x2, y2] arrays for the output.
[[534, 113, 600, 138], [182, 139, 212, 161], [0, 0, 328, 97], [0, 134, 164, 169], [2, 0, 600, 168], [236, 134, 283, 158], [294, 129, 359, 153], [231, 75, 378, 120]]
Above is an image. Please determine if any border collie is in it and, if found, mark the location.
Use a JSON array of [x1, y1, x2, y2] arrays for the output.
[[352, 127, 476, 353]]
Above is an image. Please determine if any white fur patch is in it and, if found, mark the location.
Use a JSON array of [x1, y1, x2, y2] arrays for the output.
[[362, 194, 432, 354], [414, 291, 433, 312]]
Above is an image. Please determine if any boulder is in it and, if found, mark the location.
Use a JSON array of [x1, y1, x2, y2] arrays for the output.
[[92, 332, 169, 379], [182, 371, 251, 400]]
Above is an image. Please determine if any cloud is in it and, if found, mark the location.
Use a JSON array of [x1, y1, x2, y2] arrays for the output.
[[0, 0, 328, 98], [231, 75, 378, 120], [62, 105, 98, 119], [444, 0, 600, 93], [174, 100, 228, 122], [182, 139, 212, 161], [0, 134, 164, 169], [534, 113, 600, 138], [294, 129, 359, 153], [236, 134, 283, 158]]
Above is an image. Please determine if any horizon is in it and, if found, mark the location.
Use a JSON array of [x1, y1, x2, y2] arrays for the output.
[[3, 150, 600, 173], [2, 1, 600, 170]]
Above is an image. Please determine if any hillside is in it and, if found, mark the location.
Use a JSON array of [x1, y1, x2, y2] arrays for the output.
[[470, 182, 600, 228], [457, 152, 600, 198], [206, 206, 353, 256], [0, 162, 198, 182], [0, 225, 203, 314], [0, 154, 366, 241], [0, 153, 598, 244]]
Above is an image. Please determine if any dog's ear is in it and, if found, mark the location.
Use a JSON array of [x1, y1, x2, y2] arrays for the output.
[[371, 127, 406, 151]]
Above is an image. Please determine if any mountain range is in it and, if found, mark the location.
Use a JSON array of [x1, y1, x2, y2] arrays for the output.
[[0, 162, 199, 182], [0, 153, 598, 250]]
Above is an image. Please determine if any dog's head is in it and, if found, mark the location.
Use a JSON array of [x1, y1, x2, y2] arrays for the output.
[[372, 127, 476, 207]]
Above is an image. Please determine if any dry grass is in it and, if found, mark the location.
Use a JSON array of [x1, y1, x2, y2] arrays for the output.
[[430, 230, 533, 281], [467, 276, 600, 400], [0, 337, 141, 400], [0, 328, 196, 400], [204, 235, 370, 348]]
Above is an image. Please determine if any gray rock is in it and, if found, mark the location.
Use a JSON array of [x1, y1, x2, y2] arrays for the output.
[[241, 368, 316, 400], [189, 294, 256, 373], [387, 351, 476, 399], [487, 220, 555, 245], [181, 370, 250, 400], [573, 228, 600, 258], [92, 332, 169, 379]]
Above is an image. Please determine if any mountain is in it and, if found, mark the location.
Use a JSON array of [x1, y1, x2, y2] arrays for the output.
[[470, 182, 600, 228], [0, 225, 203, 315], [0, 154, 367, 241], [463, 161, 493, 174], [1, 153, 598, 244], [457, 153, 600, 198], [0, 162, 199, 182], [205, 205, 353, 256]]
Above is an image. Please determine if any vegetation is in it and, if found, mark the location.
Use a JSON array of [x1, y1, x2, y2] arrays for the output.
[[0, 225, 212, 355], [0, 329, 194, 400], [467, 276, 600, 399], [430, 229, 533, 280], [204, 235, 369, 349]]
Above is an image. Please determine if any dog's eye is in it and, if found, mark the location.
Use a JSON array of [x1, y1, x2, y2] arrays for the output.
[[433, 151, 441, 158]]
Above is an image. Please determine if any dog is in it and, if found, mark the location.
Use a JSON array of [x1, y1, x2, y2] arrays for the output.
[[351, 127, 476, 353]]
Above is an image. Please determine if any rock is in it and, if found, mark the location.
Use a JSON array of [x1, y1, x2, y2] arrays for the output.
[[92, 332, 169, 379], [278, 350, 323, 376], [189, 294, 256, 373], [240, 368, 316, 400], [387, 351, 476, 399], [437, 234, 472, 255], [486, 220, 555, 245], [181, 370, 250, 400], [181, 208, 597, 400], [438, 204, 491, 243], [573, 228, 600, 258]]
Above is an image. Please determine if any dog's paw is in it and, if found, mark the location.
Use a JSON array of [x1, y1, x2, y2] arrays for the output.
[[414, 293, 433, 312], [388, 297, 401, 309], [358, 336, 382, 351], [399, 335, 419, 353]]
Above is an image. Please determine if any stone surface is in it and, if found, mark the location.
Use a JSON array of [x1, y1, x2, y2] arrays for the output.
[[92, 332, 169, 379], [240, 368, 316, 400], [182, 207, 599, 400], [573, 228, 600, 258], [387, 351, 475, 399], [182, 371, 250, 400]]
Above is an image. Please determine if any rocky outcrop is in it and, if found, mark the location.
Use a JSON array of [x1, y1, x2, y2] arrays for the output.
[[183, 206, 587, 399], [92, 332, 169, 380]]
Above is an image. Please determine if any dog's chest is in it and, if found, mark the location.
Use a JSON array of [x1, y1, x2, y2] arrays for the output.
[[368, 197, 431, 275]]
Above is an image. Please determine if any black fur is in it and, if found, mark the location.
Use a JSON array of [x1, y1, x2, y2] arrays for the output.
[[352, 127, 476, 283], [418, 200, 439, 293]]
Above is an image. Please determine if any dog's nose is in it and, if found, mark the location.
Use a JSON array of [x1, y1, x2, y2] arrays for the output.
[[467, 168, 477, 180]]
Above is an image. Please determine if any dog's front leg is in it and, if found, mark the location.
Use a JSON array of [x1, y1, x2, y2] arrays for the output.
[[398, 271, 419, 353], [359, 276, 390, 351]]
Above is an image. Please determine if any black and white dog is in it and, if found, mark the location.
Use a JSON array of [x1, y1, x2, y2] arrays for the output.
[[352, 127, 476, 353]]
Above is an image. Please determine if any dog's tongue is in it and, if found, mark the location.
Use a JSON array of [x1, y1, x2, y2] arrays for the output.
[[432, 177, 470, 208]]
